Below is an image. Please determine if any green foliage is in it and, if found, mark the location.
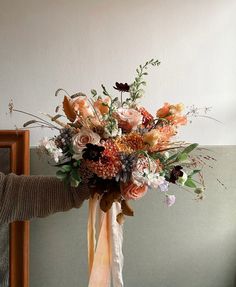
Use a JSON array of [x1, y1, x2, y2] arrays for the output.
[[56, 161, 81, 188], [124, 59, 160, 107], [184, 178, 197, 188], [177, 153, 188, 162], [181, 143, 198, 154], [165, 143, 199, 166], [91, 89, 97, 97], [189, 169, 201, 177]]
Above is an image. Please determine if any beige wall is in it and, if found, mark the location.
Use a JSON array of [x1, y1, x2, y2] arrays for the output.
[[30, 146, 236, 287], [0, 0, 235, 286], [0, 0, 236, 145]]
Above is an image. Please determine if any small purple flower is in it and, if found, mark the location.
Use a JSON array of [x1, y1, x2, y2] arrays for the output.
[[165, 194, 176, 207], [159, 180, 169, 192]]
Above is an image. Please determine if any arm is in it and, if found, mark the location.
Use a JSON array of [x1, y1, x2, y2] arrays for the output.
[[0, 172, 90, 224]]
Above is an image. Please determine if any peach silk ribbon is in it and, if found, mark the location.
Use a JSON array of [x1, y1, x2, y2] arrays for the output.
[[87, 197, 124, 287]]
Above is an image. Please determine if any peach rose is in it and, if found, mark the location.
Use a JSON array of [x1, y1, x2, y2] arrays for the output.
[[114, 108, 143, 132], [72, 127, 100, 159], [121, 182, 148, 200], [94, 96, 111, 115]]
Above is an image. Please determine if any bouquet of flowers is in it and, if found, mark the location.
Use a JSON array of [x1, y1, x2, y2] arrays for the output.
[[10, 59, 219, 286], [10, 58, 208, 222]]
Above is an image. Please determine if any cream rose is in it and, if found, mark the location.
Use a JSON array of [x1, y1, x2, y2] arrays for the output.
[[72, 128, 100, 159], [115, 108, 143, 132]]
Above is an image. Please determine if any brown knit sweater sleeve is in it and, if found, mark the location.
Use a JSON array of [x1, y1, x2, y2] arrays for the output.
[[0, 172, 90, 224]]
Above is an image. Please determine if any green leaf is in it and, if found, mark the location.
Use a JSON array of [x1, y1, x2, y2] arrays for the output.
[[70, 178, 80, 188], [56, 170, 67, 180], [189, 169, 201, 177], [177, 153, 188, 162], [165, 152, 179, 163], [182, 143, 198, 154], [91, 89, 97, 97], [61, 165, 72, 172], [71, 169, 81, 182], [184, 178, 197, 188]]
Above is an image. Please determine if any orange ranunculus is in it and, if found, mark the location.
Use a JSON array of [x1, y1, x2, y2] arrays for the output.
[[121, 182, 148, 200], [156, 103, 187, 126], [94, 96, 111, 115], [156, 103, 170, 118]]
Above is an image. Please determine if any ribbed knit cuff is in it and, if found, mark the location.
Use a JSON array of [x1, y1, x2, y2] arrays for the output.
[[0, 173, 90, 224]]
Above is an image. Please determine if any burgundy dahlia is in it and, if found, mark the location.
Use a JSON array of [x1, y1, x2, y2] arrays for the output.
[[82, 143, 104, 162], [113, 82, 130, 92], [169, 165, 183, 183]]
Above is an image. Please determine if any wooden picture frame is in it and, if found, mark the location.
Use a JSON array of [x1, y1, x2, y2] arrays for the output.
[[0, 130, 30, 287]]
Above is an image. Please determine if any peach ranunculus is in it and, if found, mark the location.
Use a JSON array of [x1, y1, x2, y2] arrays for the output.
[[72, 127, 100, 159], [63, 96, 94, 122], [94, 96, 111, 115], [114, 108, 143, 132], [156, 103, 187, 126], [73, 96, 94, 119], [121, 182, 148, 200]]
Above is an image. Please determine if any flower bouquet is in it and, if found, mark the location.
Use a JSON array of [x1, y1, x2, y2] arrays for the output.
[[10, 59, 212, 286]]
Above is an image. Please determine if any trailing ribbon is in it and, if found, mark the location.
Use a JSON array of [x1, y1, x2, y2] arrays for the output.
[[110, 202, 124, 287], [87, 197, 124, 287]]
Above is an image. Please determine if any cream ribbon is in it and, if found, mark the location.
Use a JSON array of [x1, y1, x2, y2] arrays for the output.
[[110, 202, 124, 287], [87, 197, 124, 287]]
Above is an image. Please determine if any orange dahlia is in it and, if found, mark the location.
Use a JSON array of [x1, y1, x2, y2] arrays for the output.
[[115, 132, 146, 153], [149, 125, 177, 152], [85, 139, 122, 179]]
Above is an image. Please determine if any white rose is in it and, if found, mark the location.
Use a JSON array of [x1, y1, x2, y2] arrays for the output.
[[72, 127, 100, 159], [39, 137, 63, 163]]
